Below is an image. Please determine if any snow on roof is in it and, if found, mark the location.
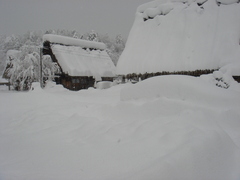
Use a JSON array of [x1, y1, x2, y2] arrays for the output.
[[43, 34, 106, 50], [117, 0, 240, 75], [51, 44, 116, 78]]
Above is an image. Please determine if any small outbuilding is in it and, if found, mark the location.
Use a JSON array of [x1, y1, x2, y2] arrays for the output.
[[42, 34, 116, 90]]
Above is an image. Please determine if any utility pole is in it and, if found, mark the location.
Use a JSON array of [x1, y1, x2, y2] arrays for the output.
[[39, 47, 43, 88]]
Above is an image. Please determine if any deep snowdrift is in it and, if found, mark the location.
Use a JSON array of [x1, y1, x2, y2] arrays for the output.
[[0, 75, 240, 180], [117, 0, 240, 75]]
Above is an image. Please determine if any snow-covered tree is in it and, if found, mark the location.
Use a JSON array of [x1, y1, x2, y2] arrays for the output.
[[98, 34, 125, 65], [72, 31, 80, 39], [115, 34, 124, 45], [87, 30, 99, 42]]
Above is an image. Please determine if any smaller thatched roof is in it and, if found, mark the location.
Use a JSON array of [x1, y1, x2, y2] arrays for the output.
[[43, 35, 116, 79]]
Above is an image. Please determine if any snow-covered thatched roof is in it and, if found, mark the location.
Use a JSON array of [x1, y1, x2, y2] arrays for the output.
[[43, 34, 106, 50], [43, 34, 116, 78], [50, 44, 116, 78], [117, 0, 240, 75]]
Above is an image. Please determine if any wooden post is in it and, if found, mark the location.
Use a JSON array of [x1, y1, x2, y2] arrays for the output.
[[40, 47, 43, 88]]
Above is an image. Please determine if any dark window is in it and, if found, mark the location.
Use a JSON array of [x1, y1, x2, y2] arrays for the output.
[[72, 78, 80, 83], [80, 78, 86, 83]]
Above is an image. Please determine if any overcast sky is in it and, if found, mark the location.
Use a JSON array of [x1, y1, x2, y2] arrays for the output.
[[0, 0, 151, 39]]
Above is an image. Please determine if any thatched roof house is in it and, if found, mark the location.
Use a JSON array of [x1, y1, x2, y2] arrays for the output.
[[43, 34, 116, 90], [117, 0, 240, 81]]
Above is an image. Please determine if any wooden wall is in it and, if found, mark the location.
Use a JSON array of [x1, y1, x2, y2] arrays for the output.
[[60, 75, 95, 91]]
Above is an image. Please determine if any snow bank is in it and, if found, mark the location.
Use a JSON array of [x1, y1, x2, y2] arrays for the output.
[[117, 0, 240, 75], [43, 34, 106, 50], [29, 82, 42, 92], [220, 62, 240, 76], [198, 64, 240, 92], [121, 75, 240, 107], [51, 44, 116, 77]]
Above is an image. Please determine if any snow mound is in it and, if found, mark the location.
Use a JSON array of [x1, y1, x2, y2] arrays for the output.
[[220, 62, 240, 76], [44, 81, 68, 92], [30, 82, 43, 92], [121, 75, 240, 106], [117, 0, 240, 75], [96, 81, 112, 89], [199, 65, 240, 91]]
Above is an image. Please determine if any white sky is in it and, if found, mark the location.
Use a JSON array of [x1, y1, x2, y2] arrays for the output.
[[0, 0, 151, 39]]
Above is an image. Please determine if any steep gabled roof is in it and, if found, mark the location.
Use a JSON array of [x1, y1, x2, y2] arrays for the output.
[[117, 0, 240, 75], [43, 34, 116, 79]]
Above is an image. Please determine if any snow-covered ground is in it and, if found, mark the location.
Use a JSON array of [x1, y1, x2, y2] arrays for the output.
[[0, 75, 240, 180]]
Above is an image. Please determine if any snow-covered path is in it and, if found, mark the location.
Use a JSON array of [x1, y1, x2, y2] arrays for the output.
[[0, 76, 240, 180]]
